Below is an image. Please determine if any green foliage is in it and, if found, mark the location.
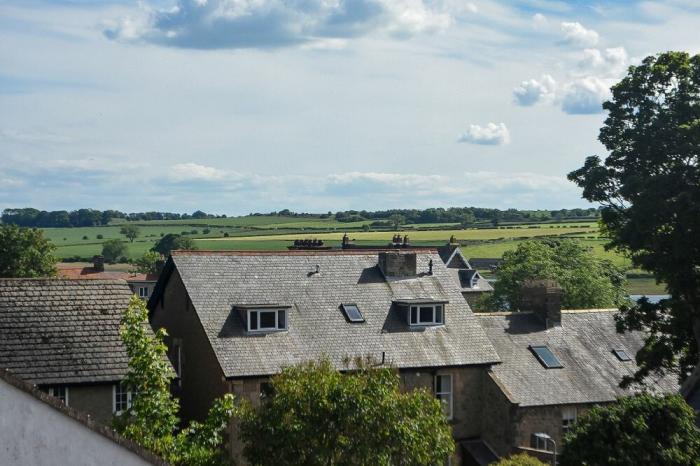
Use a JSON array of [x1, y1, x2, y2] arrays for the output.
[[102, 239, 128, 263], [236, 358, 454, 466], [120, 224, 141, 242], [152, 234, 197, 257], [132, 250, 162, 275], [389, 214, 405, 231], [488, 239, 627, 310], [0, 224, 57, 278], [567, 51, 700, 385], [494, 453, 547, 466], [561, 394, 700, 466], [116, 296, 234, 465]]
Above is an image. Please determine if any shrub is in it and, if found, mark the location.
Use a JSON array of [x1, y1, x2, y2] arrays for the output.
[[82, 235, 88, 240], [494, 453, 547, 466], [203, 228, 211, 234], [97, 234, 103, 239], [223, 232, 230, 237]]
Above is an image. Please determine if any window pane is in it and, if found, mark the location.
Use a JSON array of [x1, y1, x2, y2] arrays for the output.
[[435, 305, 443, 323], [419, 307, 433, 323], [410, 307, 418, 324], [531, 346, 563, 368], [260, 311, 276, 329], [249, 311, 258, 330], [277, 310, 286, 329]]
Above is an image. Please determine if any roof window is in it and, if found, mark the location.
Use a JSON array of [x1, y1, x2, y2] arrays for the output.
[[530, 345, 563, 369], [612, 349, 632, 361], [340, 303, 365, 323], [409, 304, 444, 326], [247, 309, 287, 333]]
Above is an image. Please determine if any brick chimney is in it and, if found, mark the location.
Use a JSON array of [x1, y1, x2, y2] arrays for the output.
[[378, 252, 417, 277], [520, 279, 562, 328], [93, 255, 105, 272]]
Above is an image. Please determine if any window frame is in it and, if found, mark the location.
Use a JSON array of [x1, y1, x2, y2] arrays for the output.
[[247, 309, 288, 333], [530, 345, 564, 369], [612, 348, 632, 362], [138, 286, 149, 298], [562, 406, 577, 434], [434, 374, 453, 420], [408, 304, 445, 326], [340, 303, 365, 323], [48, 385, 69, 405], [113, 382, 134, 415]]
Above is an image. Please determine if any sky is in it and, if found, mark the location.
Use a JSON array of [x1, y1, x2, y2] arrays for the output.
[[1, 0, 699, 215]]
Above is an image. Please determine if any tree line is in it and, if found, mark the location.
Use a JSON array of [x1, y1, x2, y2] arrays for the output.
[[1, 208, 223, 228]]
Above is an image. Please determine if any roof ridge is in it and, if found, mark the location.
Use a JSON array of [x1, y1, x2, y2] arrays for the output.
[[0, 278, 130, 284], [171, 248, 439, 256]]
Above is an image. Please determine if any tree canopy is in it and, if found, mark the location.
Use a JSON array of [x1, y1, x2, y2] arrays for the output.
[[101, 239, 128, 263], [236, 358, 454, 466], [486, 239, 626, 311], [567, 51, 700, 386], [132, 250, 162, 275], [0, 224, 57, 278], [120, 224, 140, 242], [494, 454, 546, 466], [116, 296, 234, 465], [560, 394, 700, 466], [152, 234, 196, 257]]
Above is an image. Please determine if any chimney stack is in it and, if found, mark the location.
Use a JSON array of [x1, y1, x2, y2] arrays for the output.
[[378, 252, 417, 278], [93, 255, 105, 272], [520, 279, 562, 328]]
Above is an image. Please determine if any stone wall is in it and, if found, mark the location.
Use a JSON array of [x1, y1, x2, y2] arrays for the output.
[[68, 384, 115, 425], [513, 404, 590, 452], [150, 269, 227, 423], [480, 371, 517, 457]]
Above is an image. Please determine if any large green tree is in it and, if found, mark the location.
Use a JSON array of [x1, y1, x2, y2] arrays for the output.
[[560, 394, 700, 466], [567, 52, 700, 387], [117, 296, 234, 465], [132, 250, 162, 275], [487, 239, 626, 311], [236, 358, 454, 466], [152, 234, 197, 257], [120, 224, 140, 243], [102, 238, 128, 263], [0, 224, 57, 278]]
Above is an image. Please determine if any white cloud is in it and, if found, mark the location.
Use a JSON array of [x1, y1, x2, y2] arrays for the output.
[[457, 122, 510, 145], [578, 47, 629, 76], [560, 21, 599, 47], [170, 162, 229, 181], [104, 0, 453, 49], [561, 76, 612, 114], [532, 13, 548, 29], [0, 129, 72, 145], [513, 74, 557, 106]]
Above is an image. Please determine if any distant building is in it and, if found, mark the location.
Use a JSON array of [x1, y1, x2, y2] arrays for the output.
[[437, 244, 493, 308], [476, 280, 678, 462], [57, 256, 158, 299], [0, 367, 167, 466], [0, 279, 135, 424], [148, 249, 501, 465]]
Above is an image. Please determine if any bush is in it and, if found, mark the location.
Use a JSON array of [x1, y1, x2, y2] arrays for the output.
[[82, 235, 88, 240], [203, 228, 210, 234], [494, 453, 547, 466], [223, 232, 230, 237], [191, 230, 198, 235], [101, 239, 127, 263], [97, 234, 103, 239]]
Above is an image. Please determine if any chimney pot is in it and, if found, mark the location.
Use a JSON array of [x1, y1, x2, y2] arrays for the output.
[[378, 252, 417, 277], [93, 255, 105, 272]]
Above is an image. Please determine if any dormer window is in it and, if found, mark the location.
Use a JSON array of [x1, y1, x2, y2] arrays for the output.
[[409, 304, 444, 326], [248, 309, 287, 332]]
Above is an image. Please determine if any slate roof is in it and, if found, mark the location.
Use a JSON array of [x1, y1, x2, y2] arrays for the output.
[[155, 250, 500, 378], [477, 310, 679, 407], [437, 245, 493, 293], [0, 279, 133, 385]]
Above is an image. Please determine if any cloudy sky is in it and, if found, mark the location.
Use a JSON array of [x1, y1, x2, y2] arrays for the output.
[[1, 0, 699, 215]]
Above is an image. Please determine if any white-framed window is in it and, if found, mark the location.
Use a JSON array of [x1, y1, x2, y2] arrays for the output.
[[562, 407, 577, 434], [531, 433, 554, 452], [434, 374, 453, 420], [409, 304, 444, 326], [47, 385, 69, 405], [113, 382, 135, 414], [138, 286, 149, 298], [247, 309, 287, 332]]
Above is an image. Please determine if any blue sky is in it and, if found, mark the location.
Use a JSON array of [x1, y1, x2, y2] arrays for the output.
[[1, 0, 699, 215]]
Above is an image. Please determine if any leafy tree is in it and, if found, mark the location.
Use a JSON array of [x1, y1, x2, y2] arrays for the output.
[[132, 251, 162, 275], [494, 453, 547, 466], [488, 239, 626, 311], [120, 224, 140, 243], [0, 225, 57, 278], [567, 52, 700, 387], [102, 239, 127, 263], [117, 296, 234, 465], [389, 214, 405, 231], [152, 234, 197, 257], [236, 358, 454, 466], [560, 394, 700, 466], [460, 211, 476, 229]]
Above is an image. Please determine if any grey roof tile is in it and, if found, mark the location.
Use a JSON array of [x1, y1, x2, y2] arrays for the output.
[[0, 279, 132, 385], [477, 310, 678, 406], [168, 251, 500, 378]]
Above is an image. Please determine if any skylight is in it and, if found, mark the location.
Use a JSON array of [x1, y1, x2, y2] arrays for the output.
[[341, 304, 365, 323], [530, 345, 563, 369], [612, 349, 632, 362]]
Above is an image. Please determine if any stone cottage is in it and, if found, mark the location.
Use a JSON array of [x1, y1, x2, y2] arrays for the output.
[[0, 279, 135, 424], [148, 249, 502, 465]]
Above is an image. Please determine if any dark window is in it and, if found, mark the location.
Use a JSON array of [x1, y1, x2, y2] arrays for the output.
[[613, 349, 632, 361], [410, 306, 418, 324], [435, 305, 444, 324], [277, 310, 286, 329], [259, 311, 276, 329], [260, 382, 275, 400], [341, 304, 365, 323], [419, 306, 433, 322], [530, 345, 563, 369], [249, 311, 258, 330]]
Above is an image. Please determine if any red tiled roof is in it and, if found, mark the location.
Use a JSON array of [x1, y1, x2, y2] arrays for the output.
[[56, 265, 157, 282]]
